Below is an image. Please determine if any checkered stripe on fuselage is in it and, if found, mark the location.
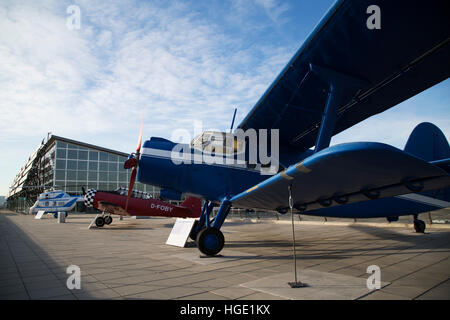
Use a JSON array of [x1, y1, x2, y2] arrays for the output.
[[84, 189, 97, 207]]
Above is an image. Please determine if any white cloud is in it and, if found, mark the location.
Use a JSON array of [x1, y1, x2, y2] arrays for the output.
[[0, 0, 294, 194], [254, 0, 290, 23]]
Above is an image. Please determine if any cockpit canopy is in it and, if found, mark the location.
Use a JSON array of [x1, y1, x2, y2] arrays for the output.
[[191, 131, 245, 155], [38, 190, 67, 200], [115, 187, 152, 199]]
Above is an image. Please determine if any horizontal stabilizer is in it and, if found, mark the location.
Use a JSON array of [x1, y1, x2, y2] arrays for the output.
[[231, 142, 450, 213]]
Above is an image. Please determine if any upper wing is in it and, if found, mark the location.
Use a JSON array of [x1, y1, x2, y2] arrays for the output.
[[230, 143, 450, 212], [237, 0, 450, 154]]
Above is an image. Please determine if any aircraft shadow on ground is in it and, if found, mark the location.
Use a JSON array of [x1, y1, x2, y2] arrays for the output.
[[221, 224, 450, 260], [94, 225, 154, 231], [348, 224, 450, 249]]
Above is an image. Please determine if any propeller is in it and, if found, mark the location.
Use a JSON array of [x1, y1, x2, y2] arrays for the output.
[[124, 116, 144, 211]]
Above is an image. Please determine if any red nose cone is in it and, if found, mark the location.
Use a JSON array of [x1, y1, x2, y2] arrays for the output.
[[124, 158, 137, 169]]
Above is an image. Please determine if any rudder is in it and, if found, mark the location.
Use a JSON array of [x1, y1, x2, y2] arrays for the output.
[[181, 197, 202, 217], [404, 122, 450, 203], [404, 122, 450, 161]]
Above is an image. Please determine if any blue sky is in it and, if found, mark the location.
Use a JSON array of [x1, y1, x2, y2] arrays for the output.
[[0, 0, 448, 196]]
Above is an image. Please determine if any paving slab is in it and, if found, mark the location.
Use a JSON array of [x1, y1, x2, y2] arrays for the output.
[[172, 250, 257, 265], [240, 270, 389, 300], [1, 211, 449, 300]]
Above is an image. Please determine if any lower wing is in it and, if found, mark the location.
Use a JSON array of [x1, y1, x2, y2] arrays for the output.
[[230, 142, 450, 214]]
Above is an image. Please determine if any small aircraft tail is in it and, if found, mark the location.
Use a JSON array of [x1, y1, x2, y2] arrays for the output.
[[404, 122, 450, 162], [180, 197, 202, 217], [303, 123, 450, 219], [403, 122, 450, 203]]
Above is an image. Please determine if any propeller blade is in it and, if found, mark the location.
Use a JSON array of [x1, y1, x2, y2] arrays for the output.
[[136, 115, 143, 154], [125, 167, 137, 211], [125, 112, 143, 211]]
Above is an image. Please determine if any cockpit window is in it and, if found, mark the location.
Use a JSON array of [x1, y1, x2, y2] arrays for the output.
[[115, 187, 152, 199], [38, 191, 64, 199], [191, 131, 245, 155]]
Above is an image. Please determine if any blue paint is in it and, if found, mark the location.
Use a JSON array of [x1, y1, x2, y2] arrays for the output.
[[30, 191, 83, 214], [204, 234, 219, 250]]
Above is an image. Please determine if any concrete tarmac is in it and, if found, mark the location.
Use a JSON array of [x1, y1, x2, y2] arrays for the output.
[[0, 210, 449, 300]]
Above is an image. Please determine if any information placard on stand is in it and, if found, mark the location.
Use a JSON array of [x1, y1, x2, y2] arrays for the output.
[[166, 218, 196, 247]]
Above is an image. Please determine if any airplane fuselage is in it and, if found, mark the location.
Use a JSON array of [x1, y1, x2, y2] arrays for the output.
[[137, 137, 269, 202]]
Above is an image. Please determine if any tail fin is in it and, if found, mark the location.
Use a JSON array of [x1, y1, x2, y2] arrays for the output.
[[180, 197, 202, 217], [404, 122, 450, 203], [404, 122, 450, 162]]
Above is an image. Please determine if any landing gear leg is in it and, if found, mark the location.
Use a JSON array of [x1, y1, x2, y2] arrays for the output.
[[196, 199, 231, 256], [190, 201, 214, 241], [413, 214, 426, 233]]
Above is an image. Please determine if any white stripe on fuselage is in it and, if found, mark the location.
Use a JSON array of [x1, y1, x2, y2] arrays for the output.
[[141, 147, 277, 174], [395, 193, 450, 208]]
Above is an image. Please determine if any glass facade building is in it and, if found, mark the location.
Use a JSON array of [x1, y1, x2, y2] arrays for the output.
[[53, 139, 156, 195], [8, 135, 158, 212]]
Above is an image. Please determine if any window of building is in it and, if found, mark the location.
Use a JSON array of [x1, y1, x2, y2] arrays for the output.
[[55, 170, 65, 180], [98, 183, 108, 190], [88, 161, 98, 171], [56, 148, 66, 159], [99, 162, 108, 171], [119, 173, 128, 182], [89, 151, 98, 161], [78, 150, 88, 160], [77, 171, 87, 181], [108, 172, 118, 181], [67, 149, 78, 159], [55, 180, 65, 188], [57, 141, 67, 148], [77, 161, 87, 170], [55, 160, 66, 170], [99, 152, 109, 161], [108, 154, 118, 162], [108, 162, 118, 171], [108, 183, 118, 190], [98, 172, 108, 181], [87, 182, 98, 189], [66, 170, 77, 180], [67, 160, 77, 170], [88, 172, 98, 181]]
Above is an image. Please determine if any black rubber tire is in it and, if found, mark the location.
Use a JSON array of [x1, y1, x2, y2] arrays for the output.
[[414, 220, 426, 233], [95, 216, 105, 228], [104, 216, 113, 225], [196, 227, 225, 256]]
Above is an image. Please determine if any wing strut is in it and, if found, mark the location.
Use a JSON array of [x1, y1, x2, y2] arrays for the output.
[[309, 64, 369, 153]]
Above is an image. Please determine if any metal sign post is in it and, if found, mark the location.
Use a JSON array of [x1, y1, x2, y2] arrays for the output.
[[288, 185, 308, 288]]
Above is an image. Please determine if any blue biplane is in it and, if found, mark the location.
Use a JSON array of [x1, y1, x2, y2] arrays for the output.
[[123, 0, 450, 256]]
